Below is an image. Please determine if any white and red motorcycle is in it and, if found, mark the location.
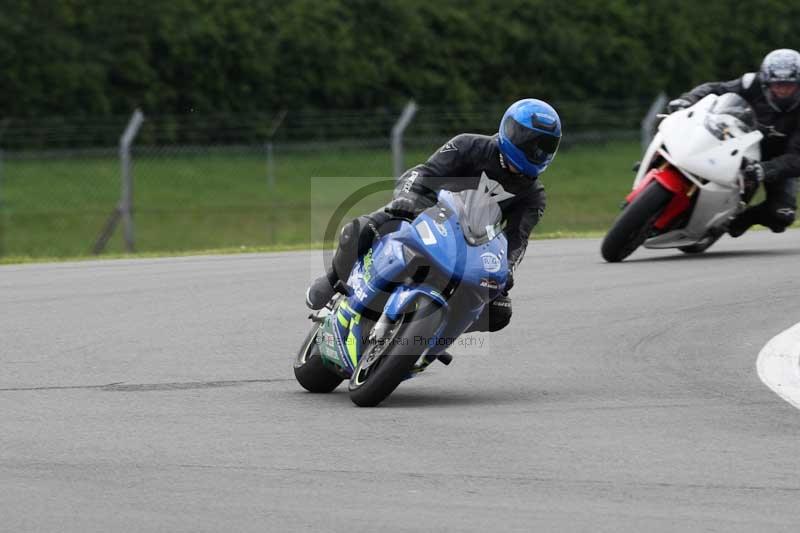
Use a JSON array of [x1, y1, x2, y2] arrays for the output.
[[601, 93, 763, 262]]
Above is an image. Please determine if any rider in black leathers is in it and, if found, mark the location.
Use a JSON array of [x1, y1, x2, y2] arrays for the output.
[[305, 99, 562, 332], [668, 48, 800, 236]]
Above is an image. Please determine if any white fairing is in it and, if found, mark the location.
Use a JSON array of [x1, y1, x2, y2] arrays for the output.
[[632, 94, 763, 249]]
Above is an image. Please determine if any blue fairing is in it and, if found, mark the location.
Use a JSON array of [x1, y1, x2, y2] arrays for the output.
[[384, 286, 448, 322], [339, 190, 508, 359]]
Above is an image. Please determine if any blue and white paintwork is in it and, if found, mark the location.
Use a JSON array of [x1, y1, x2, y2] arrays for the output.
[[324, 190, 508, 375]]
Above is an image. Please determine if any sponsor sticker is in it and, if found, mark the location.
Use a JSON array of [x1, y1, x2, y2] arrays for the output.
[[322, 332, 335, 347], [415, 220, 437, 245], [440, 141, 458, 153], [479, 278, 499, 290], [481, 252, 501, 273], [402, 170, 419, 193]]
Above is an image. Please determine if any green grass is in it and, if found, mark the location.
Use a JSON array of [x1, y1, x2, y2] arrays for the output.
[[0, 141, 641, 259]]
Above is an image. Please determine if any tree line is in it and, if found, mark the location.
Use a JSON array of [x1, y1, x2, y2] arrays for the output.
[[2, 0, 799, 121]]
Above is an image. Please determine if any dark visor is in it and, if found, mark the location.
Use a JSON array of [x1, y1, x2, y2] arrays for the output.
[[504, 117, 561, 164]]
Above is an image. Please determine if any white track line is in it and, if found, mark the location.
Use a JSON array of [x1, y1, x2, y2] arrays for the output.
[[757, 322, 800, 410]]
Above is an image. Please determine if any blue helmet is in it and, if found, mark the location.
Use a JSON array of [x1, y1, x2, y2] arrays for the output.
[[498, 99, 562, 177]]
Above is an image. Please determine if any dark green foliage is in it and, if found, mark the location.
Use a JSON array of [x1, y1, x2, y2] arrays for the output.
[[2, 0, 800, 120]]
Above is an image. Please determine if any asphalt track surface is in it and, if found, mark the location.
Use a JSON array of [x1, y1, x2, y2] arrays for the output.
[[3, 231, 800, 532]]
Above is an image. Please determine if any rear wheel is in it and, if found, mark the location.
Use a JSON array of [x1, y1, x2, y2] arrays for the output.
[[293, 325, 344, 393], [601, 181, 673, 262], [349, 296, 444, 407]]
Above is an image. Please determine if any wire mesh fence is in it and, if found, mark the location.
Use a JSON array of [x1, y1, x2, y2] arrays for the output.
[[0, 99, 652, 258]]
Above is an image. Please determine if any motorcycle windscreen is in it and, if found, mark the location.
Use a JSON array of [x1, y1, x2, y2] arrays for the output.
[[450, 186, 505, 246], [703, 93, 758, 140]]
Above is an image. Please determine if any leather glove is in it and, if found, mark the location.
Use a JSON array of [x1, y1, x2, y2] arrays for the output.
[[384, 196, 419, 220], [742, 162, 766, 188], [667, 98, 692, 113]]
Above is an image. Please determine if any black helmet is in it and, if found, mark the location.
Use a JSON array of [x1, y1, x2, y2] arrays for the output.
[[759, 48, 800, 112]]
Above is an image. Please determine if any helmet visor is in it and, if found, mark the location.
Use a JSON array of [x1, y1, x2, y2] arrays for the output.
[[769, 81, 800, 100], [503, 117, 561, 164]]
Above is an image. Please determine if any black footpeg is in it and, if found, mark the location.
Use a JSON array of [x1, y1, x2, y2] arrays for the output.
[[438, 351, 453, 365]]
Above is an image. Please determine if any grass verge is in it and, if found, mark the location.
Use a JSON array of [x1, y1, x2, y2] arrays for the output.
[[0, 140, 643, 261]]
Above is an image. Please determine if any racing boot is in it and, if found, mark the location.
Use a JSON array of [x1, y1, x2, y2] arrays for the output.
[[305, 274, 336, 310], [728, 208, 757, 238]]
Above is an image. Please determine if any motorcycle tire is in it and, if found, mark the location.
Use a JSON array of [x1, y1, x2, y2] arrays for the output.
[[294, 324, 344, 393], [349, 295, 444, 407], [601, 181, 673, 262]]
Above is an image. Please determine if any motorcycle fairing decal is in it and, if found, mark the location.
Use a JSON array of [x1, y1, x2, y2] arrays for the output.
[[362, 248, 375, 283], [317, 318, 345, 368], [346, 257, 373, 312], [333, 326, 352, 372], [345, 312, 361, 370], [331, 299, 361, 373], [480, 252, 502, 273], [415, 220, 437, 245]]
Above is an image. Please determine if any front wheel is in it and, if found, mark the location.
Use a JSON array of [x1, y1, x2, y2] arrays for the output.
[[601, 181, 673, 262], [294, 325, 344, 393], [349, 296, 444, 407]]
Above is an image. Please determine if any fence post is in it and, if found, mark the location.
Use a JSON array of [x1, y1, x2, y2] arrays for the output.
[[266, 109, 287, 189], [266, 142, 275, 189], [0, 119, 7, 258], [392, 100, 418, 180], [0, 148, 3, 257], [120, 109, 144, 253], [641, 92, 667, 150]]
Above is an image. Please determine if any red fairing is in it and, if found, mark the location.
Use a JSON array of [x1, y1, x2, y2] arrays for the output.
[[625, 173, 656, 204], [626, 166, 692, 230], [654, 190, 691, 229]]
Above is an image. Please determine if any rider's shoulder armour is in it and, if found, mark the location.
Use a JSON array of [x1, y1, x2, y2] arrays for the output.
[[741, 72, 757, 90]]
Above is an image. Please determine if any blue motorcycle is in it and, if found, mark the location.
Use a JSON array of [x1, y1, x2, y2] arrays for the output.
[[294, 183, 509, 407]]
